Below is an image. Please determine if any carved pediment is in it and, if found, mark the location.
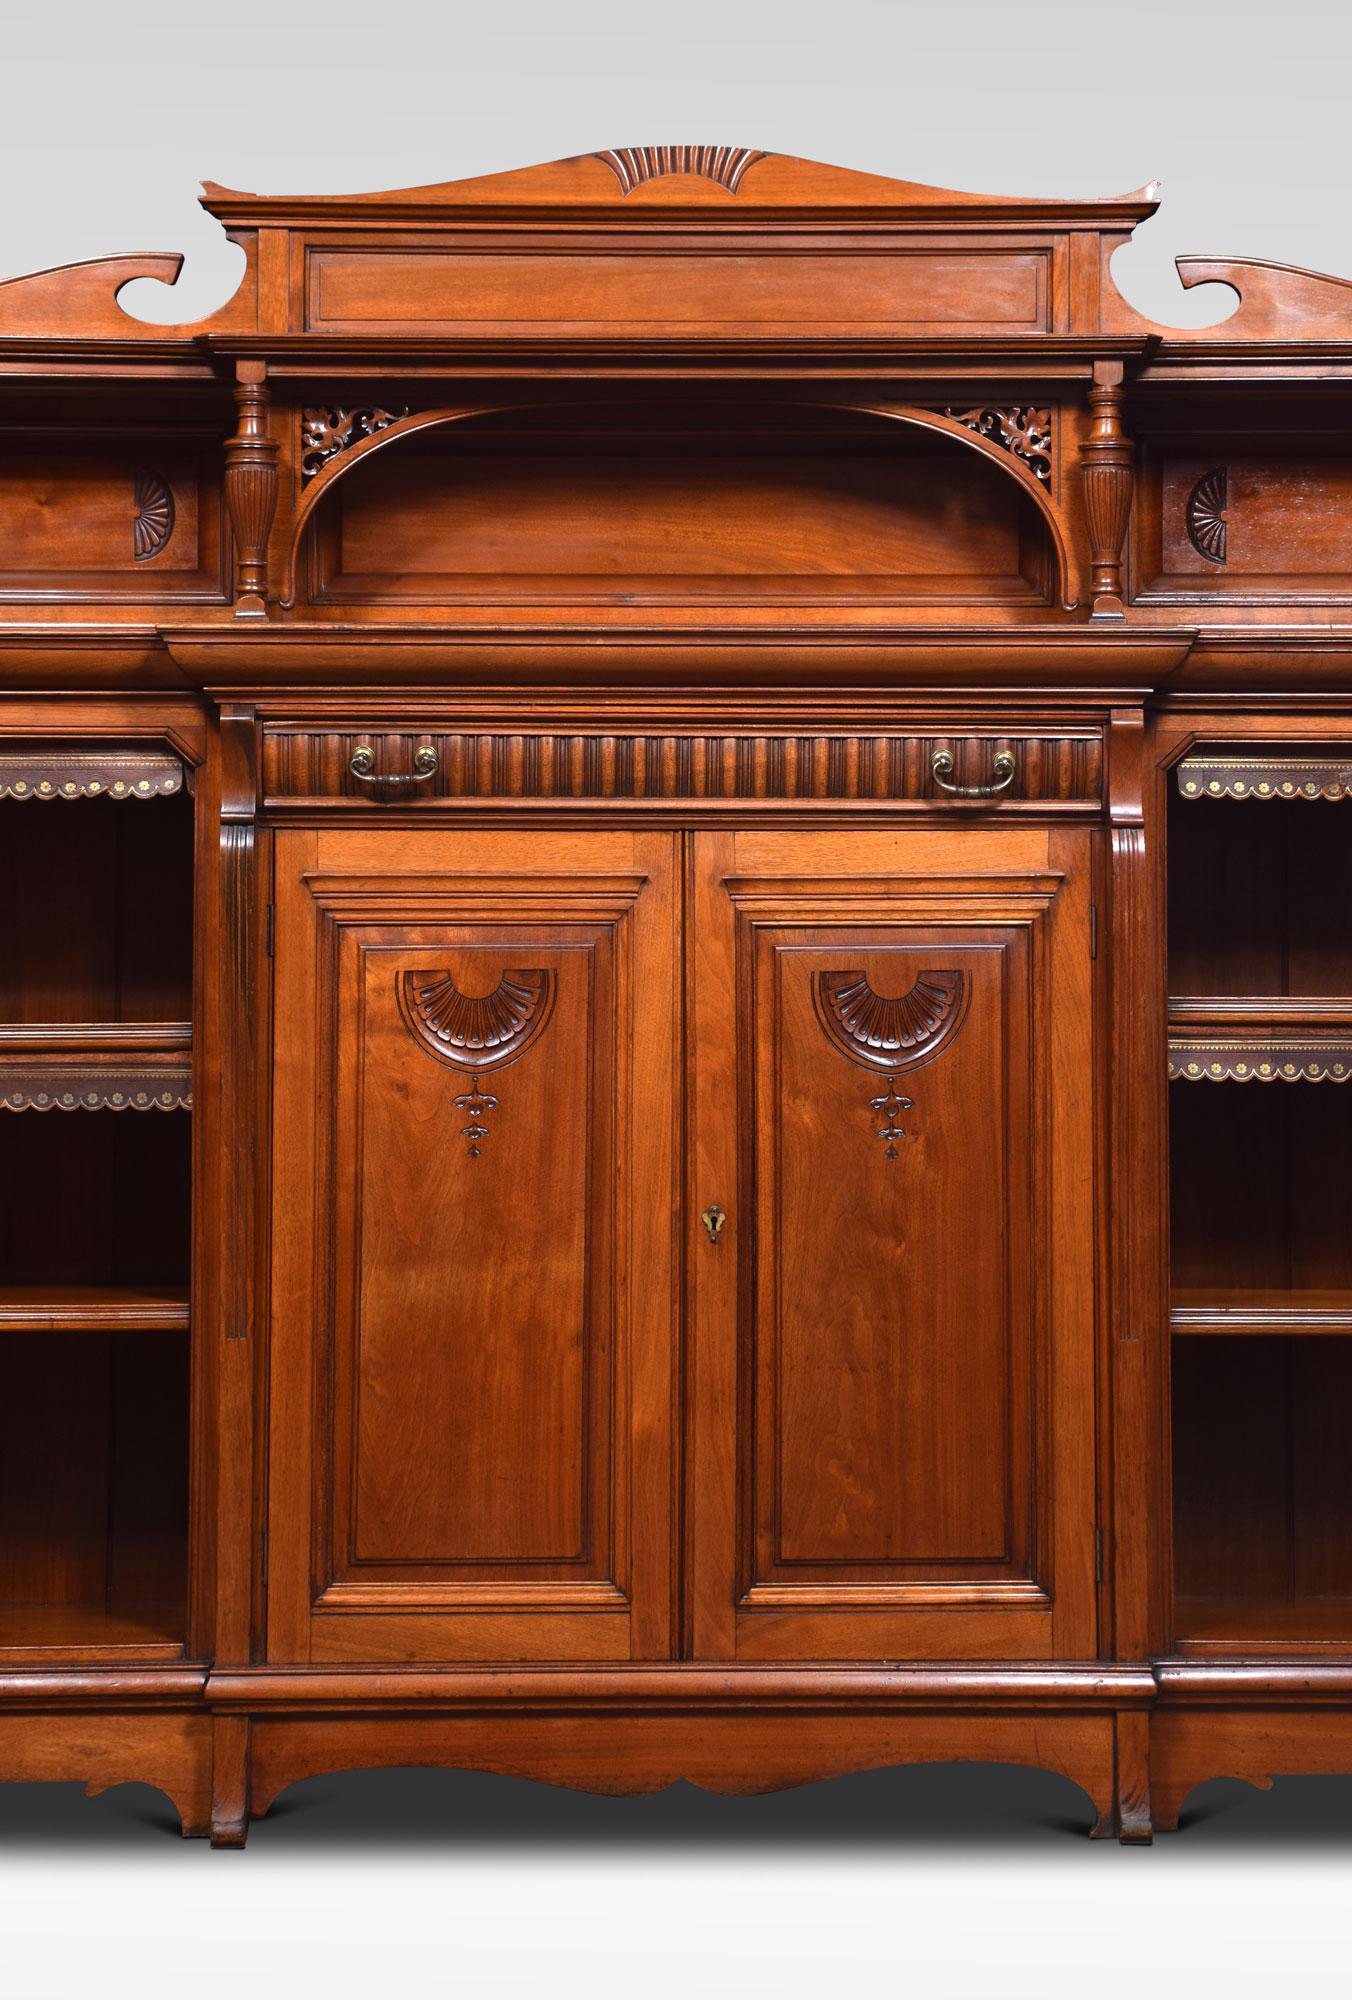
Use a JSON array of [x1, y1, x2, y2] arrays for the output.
[[0, 147, 1339, 348]]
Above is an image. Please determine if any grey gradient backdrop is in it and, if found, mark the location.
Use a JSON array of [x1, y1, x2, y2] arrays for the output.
[[1, 11, 1350, 1996], [1, 0, 1349, 330]]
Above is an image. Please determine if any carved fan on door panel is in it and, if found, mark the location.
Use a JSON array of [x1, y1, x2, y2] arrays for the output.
[[397, 967, 556, 1157], [813, 968, 971, 1159]]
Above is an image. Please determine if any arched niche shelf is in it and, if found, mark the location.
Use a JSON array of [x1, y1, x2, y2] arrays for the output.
[[279, 399, 1075, 610]]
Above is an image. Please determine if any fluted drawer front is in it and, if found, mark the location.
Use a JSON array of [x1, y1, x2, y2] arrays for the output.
[[260, 725, 1104, 809]]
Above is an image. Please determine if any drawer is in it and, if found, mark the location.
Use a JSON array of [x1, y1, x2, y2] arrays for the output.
[[259, 722, 1105, 810]]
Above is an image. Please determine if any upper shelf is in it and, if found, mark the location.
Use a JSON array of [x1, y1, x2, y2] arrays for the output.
[[1172, 1288, 1352, 1337], [0, 1023, 192, 1112], [0, 1285, 189, 1333], [1167, 998, 1352, 1083], [0, 745, 188, 803]]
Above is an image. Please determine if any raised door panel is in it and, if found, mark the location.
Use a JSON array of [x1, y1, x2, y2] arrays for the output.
[[689, 828, 1098, 1662], [267, 830, 677, 1663]]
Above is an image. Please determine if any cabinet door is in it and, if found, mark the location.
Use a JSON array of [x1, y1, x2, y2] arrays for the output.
[[266, 829, 678, 1664], [688, 828, 1098, 1662]]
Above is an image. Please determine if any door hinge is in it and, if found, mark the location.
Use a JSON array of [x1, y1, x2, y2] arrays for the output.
[[264, 902, 275, 959], [1089, 903, 1098, 960], [260, 1527, 269, 1590], [1095, 1526, 1104, 1585]]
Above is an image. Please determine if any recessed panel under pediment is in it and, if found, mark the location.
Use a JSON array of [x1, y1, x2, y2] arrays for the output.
[[304, 403, 1053, 609]]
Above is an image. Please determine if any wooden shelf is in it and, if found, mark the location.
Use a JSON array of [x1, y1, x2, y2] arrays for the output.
[[0, 1601, 185, 1656], [0, 1021, 192, 1112], [1172, 1288, 1352, 1336], [1168, 997, 1352, 1082], [0, 1286, 189, 1333], [1175, 1595, 1352, 1650]]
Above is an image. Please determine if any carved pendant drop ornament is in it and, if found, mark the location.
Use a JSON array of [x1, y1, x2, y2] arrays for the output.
[[813, 968, 971, 1161], [397, 967, 556, 1157]]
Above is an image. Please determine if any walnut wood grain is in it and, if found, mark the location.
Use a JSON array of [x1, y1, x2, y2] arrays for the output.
[[9, 148, 1352, 1841]]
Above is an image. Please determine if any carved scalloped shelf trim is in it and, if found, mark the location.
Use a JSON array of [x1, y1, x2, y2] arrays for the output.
[[0, 1071, 192, 1112], [1168, 1040, 1352, 1082], [0, 1022, 192, 1111], [1177, 756, 1352, 802], [0, 748, 187, 802], [594, 146, 767, 194]]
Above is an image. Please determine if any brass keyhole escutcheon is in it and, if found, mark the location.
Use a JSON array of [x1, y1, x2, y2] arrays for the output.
[[701, 1203, 727, 1245]]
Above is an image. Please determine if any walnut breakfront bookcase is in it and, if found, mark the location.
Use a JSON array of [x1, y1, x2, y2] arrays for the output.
[[4, 147, 1352, 1845]]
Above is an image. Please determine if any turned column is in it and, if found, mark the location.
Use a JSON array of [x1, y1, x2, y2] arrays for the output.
[[1079, 359, 1135, 617], [224, 360, 279, 617]]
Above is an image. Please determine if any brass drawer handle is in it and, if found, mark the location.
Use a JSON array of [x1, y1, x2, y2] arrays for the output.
[[349, 743, 439, 789], [930, 747, 1017, 798]]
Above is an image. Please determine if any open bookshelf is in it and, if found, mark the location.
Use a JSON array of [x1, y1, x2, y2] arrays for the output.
[[1168, 752, 1352, 1653], [0, 747, 193, 1660]]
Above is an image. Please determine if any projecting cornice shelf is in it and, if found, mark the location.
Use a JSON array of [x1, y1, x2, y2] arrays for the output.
[[1167, 998, 1352, 1082], [0, 1023, 193, 1111]]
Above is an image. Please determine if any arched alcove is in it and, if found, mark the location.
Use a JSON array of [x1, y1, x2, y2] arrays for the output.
[[287, 400, 1069, 611]]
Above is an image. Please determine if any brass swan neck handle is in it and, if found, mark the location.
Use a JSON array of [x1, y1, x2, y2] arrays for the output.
[[349, 743, 440, 789], [930, 747, 1016, 798]]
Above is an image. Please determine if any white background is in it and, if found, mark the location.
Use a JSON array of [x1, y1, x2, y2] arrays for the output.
[[3, 3, 1350, 1993]]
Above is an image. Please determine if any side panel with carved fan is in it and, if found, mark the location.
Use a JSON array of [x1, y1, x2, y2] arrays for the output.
[[265, 828, 678, 1664], [688, 827, 1098, 1662]]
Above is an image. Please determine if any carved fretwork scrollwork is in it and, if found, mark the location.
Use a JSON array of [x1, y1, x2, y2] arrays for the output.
[[942, 405, 1053, 481], [397, 968, 556, 1158], [301, 406, 410, 479]]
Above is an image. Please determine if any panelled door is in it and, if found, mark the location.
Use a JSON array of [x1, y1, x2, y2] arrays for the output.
[[266, 828, 679, 1664], [266, 821, 1098, 1666], [687, 827, 1099, 1662]]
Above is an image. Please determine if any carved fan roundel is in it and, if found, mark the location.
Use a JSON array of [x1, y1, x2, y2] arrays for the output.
[[398, 968, 556, 1072], [813, 969, 971, 1074]]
